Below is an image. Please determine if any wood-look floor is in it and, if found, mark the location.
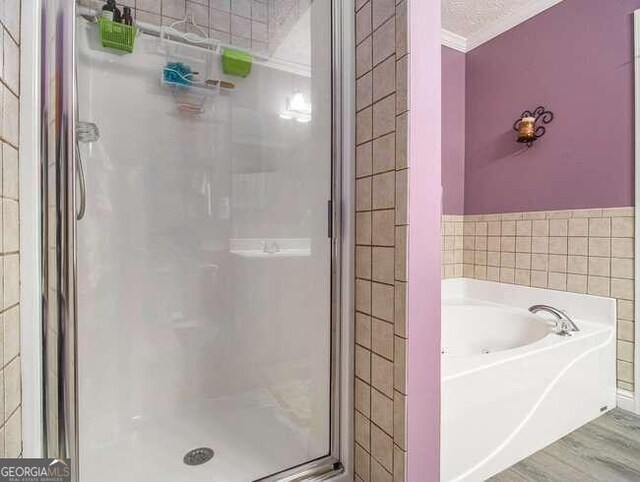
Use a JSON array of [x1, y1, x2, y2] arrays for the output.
[[490, 409, 640, 482]]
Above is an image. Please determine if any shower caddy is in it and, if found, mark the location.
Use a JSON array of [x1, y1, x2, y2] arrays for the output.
[[158, 16, 224, 116], [82, 7, 249, 116]]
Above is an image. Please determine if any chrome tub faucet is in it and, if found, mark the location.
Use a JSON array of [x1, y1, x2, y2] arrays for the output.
[[529, 305, 580, 336]]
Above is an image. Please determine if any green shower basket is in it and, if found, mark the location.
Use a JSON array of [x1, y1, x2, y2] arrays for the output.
[[98, 18, 137, 53]]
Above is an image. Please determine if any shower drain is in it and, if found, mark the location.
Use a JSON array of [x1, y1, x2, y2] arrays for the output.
[[183, 447, 215, 466]]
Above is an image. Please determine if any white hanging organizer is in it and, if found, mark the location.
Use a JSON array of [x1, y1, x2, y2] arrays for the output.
[[159, 15, 224, 116]]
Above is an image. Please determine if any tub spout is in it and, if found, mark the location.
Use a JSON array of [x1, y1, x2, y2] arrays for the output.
[[528, 305, 580, 336]]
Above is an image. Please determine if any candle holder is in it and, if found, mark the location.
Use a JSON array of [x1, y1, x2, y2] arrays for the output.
[[513, 106, 554, 147]]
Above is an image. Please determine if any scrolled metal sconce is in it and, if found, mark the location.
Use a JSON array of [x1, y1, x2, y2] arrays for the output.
[[513, 106, 554, 147]]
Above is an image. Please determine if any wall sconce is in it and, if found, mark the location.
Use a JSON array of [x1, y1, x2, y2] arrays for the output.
[[512, 106, 554, 147]]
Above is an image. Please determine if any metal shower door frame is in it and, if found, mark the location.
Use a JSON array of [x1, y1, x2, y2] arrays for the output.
[[39, 0, 352, 480], [39, 0, 79, 478]]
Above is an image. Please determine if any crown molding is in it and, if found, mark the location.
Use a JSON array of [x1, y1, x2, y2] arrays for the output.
[[441, 29, 468, 53], [441, 0, 565, 53], [464, 0, 564, 51]]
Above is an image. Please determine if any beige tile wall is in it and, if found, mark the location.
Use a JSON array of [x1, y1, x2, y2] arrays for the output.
[[0, 0, 22, 458], [441, 214, 463, 279], [446, 207, 635, 391], [354, 0, 408, 479], [79, 0, 273, 54]]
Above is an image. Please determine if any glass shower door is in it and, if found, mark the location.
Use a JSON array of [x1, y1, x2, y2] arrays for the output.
[[71, 1, 337, 481]]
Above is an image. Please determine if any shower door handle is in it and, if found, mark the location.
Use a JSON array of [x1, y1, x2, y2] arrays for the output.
[[327, 200, 333, 238], [75, 141, 87, 220]]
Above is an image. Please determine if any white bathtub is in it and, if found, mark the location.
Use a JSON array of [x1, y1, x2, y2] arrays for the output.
[[441, 279, 616, 482]]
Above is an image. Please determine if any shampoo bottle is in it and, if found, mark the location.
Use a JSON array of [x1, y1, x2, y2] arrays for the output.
[[113, 3, 122, 23], [101, 0, 116, 21], [122, 7, 133, 26]]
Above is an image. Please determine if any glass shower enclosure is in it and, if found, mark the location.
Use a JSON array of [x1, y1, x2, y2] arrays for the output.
[[40, 1, 345, 481]]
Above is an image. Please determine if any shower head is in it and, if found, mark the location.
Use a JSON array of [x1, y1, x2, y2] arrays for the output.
[[77, 121, 100, 143]]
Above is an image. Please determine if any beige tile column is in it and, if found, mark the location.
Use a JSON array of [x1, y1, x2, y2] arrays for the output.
[[0, 0, 23, 457], [354, 0, 408, 479]]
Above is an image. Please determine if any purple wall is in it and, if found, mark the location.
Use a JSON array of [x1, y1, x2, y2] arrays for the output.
[[464, 0, 640, 214], [442, 46, 466, 215]]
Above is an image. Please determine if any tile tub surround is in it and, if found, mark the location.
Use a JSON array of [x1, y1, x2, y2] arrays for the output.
[[0, 0, 23, 458], [355, 0, 409, 479], [442, 207, 635, 390], [441, 214, 463, 279]]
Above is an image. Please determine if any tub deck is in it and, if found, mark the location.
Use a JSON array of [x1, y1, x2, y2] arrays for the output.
[[442, 297, 612, 381]]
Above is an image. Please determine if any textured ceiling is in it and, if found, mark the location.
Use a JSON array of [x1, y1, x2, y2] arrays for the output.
[[442, 0, 534, 37]]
